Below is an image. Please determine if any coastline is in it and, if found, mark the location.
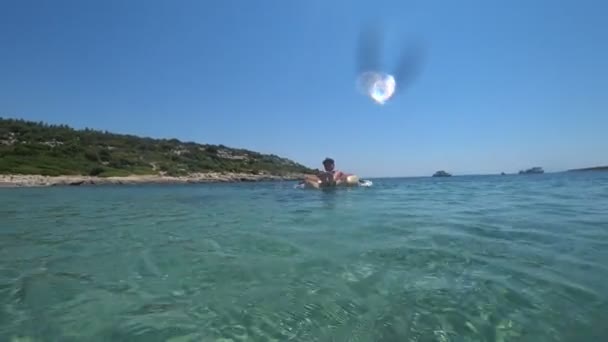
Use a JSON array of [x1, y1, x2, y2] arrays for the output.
[[0, 172, 309, 188]]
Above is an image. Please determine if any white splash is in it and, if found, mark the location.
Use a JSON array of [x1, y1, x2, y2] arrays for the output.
[[357, 71, 396, 105]]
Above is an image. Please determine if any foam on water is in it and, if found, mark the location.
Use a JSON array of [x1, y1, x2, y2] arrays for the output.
[[1, 173, 608, 341]]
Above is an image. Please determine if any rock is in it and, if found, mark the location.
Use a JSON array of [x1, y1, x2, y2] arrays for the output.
[[432, 170, 452, 177], [0, 171, 309, 187]]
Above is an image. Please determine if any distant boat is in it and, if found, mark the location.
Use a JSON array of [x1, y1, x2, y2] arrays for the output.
[[518, 167, 544, 175], [432, 170, 452, 177]]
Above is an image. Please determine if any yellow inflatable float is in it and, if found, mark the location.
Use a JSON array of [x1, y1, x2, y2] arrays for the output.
[[296, 174, 372, 189], [339, 175, 360, 186]]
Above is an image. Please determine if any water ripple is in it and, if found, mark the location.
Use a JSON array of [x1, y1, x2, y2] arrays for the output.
[[1, 173, 608, 341]]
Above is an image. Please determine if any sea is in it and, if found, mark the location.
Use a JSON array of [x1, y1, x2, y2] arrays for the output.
[[1, 172, 607, 342]]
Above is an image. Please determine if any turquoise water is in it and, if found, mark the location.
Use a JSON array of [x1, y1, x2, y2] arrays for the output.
[[1, 173, 608, 341]]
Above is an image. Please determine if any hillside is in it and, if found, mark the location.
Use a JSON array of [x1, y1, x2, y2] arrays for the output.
[[568, 166, 608, 172], [0, 117, 315, 178]]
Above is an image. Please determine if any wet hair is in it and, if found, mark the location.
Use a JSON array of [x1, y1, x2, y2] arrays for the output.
[[322, 158, 334, 165]]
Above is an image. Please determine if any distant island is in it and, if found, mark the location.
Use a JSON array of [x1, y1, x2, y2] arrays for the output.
[[0, 117, 315, 187], [432, 170, 452, 177], [518, 167, 544, 175], [567, 166, 608, 172]]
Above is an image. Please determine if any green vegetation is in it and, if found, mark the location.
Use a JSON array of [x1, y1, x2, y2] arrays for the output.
[[0, 117, 315, 177]]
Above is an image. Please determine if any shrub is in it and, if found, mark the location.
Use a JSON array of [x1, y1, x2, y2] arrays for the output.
[[89, 166, 105, 176]]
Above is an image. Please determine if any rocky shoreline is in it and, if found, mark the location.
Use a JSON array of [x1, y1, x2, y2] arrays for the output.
[[0, 172, 309, 188]]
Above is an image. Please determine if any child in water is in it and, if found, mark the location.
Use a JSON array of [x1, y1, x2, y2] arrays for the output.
[[303, 157, 352, 188]]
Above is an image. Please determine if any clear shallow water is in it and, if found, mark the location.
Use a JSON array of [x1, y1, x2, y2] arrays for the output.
[[1, 173, 608, 342]]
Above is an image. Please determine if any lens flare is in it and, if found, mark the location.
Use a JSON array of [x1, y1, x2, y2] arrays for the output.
[[355, 22, 426, 106], [357, 71, 396, 105]]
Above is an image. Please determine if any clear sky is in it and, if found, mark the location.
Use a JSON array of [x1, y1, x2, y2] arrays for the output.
[[1, 0, 607, 177]]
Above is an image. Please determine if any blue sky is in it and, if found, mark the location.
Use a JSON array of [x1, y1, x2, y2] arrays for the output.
[[1, 0, 607, 177]]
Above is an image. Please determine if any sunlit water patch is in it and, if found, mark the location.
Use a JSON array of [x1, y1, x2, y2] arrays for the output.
[[1, 174, 608, 341]]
